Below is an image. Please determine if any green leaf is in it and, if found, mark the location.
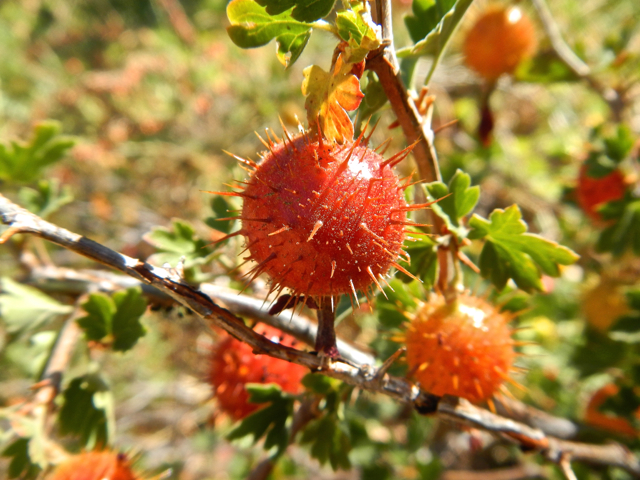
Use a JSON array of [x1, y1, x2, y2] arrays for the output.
[[596, 198, 640, 257], [403, 233, 438, 288], [2, 438, 41, 479], [356, 71, 388, 126], [255, 0, 335, 23], [227, 383, 294, 458], [0, 278, 72, 335], [205, 195, 235, 234], [300, 414, 351, 471], [424, 169, 479, 239], [227, 0, 312, 67], [144, 219, 214, 270], [335, 3, 381, 63], [514, 50, 580, 83], [604, 124, 634, 162], [468, 205, 579, 292], [302, 373, 339, 395], [58, 374, 114, 449], [0, 121, 74, 183], [397, 0, 474, 84], [76, 288, 147, 352], [17, 178, 73, 219]]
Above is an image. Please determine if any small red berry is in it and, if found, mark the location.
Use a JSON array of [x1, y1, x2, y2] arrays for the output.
[[221, 130, 418, 301], [576, 165, 626, 221], [209, 324, 307, 420], [48, 451, 137, 480], [404, 293, 516, 403], [463, 6, 537, 81]]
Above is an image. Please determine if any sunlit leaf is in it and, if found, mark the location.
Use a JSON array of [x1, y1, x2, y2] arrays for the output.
[[77, 288, 147, 352], [227, 0, 313, 67], [469, 205, 579, 292], [255, 0, 335, 22], [0, 121, 74, 183], [0, 278, 72, 335], [17, 178, 73, 219]]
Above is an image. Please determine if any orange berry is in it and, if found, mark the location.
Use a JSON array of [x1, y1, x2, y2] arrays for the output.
[[209, 325, 307, 420], [48, 451, 137, 480], [404, 293, 516, 403], [463, 6, 537, 81], [576, 165, 626, 222]]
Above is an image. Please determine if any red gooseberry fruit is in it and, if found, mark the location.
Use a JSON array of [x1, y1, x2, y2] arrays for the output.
[[576, 164, 626, 222], [48, 451, 137, 480], [404, 293, 518, 404], [209, 324, 308, 420], [214, 128, 425, 304], [463, 5, 537, 81]]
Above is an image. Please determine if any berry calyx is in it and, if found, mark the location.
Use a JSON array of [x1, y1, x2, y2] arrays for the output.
[[48, 451, 137, 480], [209, 324, 307, 420], [404, 293, 516, 403], [576, 165, 626, 222], [218, 129, 421, 301], [463, 6, 537, 81]]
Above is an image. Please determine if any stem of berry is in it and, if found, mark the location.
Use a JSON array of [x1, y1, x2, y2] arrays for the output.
[[315, 296, 339, 358]]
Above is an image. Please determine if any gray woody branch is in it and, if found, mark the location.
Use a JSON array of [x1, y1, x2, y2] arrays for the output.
[[1, 193, 639, 477]]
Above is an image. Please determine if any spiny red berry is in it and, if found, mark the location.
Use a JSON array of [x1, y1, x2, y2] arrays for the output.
[[48, 451, 137, 480], [219, 129, 421, 301], [404, 293, 516, 403], [463, 6, 537, 81], [209, 324, 307, 420], [576, 165, 626, 221]]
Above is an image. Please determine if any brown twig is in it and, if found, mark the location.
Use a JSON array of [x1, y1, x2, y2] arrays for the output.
[[2, 194, 640, 477]]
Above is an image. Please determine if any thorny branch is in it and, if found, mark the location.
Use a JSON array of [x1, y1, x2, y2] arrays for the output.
[[2, 194, 640, 477]]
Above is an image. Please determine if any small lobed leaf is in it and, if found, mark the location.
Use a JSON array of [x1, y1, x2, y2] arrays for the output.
[[2, 438, 41, 479], [424, 169, 479, 239], [58, 374, 113, 449], [227, 383, 294, 458], [0, 121, 74, 184], [403, 233, 438, 288], [0, 277, 72, 335], [300, 413, 351, 471], [335, 3, 381, 63], [469, 205, 579, 292], [597, 198, 640, 257], [76, 287, 147, 352], [604, 124, 634, 163], [205, 195, 235, 234], [398, 0, 473, 63], [227, 0, 312, 67], [144, 219, 214, 269], [17, 178, 73, 219]]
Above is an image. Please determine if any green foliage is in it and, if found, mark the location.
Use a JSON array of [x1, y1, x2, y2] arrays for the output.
[[227, 384, 295, 458], [402, 233, 438, 288], [398, 0, 474, 83], [469, 205, 579, 292], [144, 219, 215, 282], [1, 438, 41, 479], [300, 375, 352, 471], [0, 122, 74, 183], [58, 374, 114, 449], [335, 3, 381, 63], [76, 288, 147, 352], [515, 51, 579, 83], [205, 195, 236, 234], [17, 179, 73, 219], [226, 0, 314, 67], [0, 278, 72, 336], [255, 0, 335, 23], [597, 196, 640, 257], [424, 169, 479, 239]]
